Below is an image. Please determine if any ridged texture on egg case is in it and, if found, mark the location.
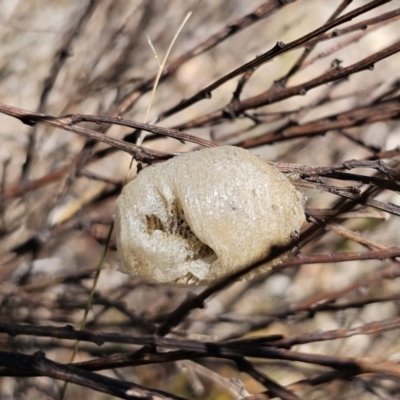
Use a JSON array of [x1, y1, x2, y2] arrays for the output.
[[115, 146, 305, 285]]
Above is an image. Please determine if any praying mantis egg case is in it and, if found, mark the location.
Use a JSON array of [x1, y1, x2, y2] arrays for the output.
[[115, 146, 305, 285]]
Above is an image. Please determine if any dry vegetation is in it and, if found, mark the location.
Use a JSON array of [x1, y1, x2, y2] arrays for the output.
[[1, 0, 400, 399]]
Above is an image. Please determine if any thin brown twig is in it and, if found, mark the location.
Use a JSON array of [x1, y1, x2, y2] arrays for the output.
[[0, 103, 171, 164], [176, 41, 400, 129], [236, 358, 302, 400], [0, 350, 185, 400], [276, 0, 353, 87], [115, 0, 299, 116], [21, 0, 99, 182], [237, 95, 400, 147], [160, 0, 392, 120]]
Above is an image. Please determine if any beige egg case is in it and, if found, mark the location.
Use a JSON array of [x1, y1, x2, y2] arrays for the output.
[[114, 146, 305, 285]]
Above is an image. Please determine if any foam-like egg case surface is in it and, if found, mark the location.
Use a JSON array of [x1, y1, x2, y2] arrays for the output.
[[115, 146, 305, 285]]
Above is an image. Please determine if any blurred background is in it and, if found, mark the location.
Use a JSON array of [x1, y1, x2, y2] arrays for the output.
[[1, 0, 400, 399]]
